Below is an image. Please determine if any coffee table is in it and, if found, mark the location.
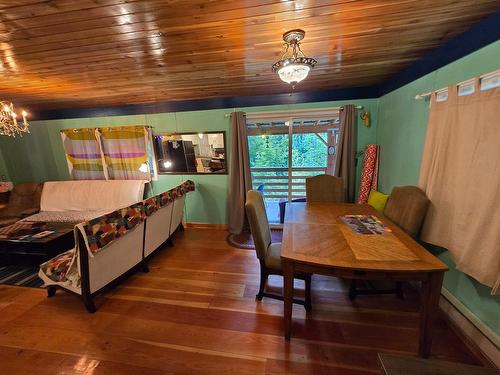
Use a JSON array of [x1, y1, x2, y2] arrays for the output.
[[0, 222, 75, 266]]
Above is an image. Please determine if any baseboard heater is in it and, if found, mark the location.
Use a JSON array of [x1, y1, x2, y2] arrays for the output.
[[440, 287, 499, 368]]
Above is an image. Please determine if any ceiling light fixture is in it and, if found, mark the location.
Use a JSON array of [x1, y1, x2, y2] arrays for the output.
[[272, 29, 317, 86], [0, 101, 29, 137]]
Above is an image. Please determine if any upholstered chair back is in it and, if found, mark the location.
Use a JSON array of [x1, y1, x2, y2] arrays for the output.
[[306, 174, 344, 203], [384, 186, 430, 238], [245, 190, 271, 261], [5, 182, 43, 216]]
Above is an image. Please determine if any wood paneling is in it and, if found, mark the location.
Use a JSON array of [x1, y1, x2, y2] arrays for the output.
[[0, 0, 499, 111], [0, 228, 486, 374]]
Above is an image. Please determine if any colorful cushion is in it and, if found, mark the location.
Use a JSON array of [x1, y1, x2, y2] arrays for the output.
[[367, 190, 389, 213]]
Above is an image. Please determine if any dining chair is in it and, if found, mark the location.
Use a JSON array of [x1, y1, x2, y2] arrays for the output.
[[349, 185, 431, 300], [383, 186, 431, 239], [306, 174, 344, 203], [245, 190, 312, 311], [278, 174, 345, 224]]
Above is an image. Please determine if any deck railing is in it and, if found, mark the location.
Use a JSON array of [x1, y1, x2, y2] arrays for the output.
[[250, 167, 327, 201]]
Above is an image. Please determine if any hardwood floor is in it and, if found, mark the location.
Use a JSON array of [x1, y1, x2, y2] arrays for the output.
[[0, 228, 482, 374]]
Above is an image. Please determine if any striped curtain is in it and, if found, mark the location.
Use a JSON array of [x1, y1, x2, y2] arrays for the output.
[[61, 128, 106, 180], [98, 126, 150, 180]]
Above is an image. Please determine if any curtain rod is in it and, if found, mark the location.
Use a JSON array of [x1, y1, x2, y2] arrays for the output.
[[415, 68, 500, 100], [59, 125, 154, 132], [224, 105, 363, 118]]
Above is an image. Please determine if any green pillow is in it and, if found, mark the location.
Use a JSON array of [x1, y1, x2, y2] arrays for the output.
[[368, 190, 389, 213]]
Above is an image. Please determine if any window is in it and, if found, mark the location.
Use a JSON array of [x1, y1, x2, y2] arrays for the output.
[[457, 79, 475, 96], [480, 70, 500, 91], [435, 88, 448, 102], [246, 110, 339, 223]]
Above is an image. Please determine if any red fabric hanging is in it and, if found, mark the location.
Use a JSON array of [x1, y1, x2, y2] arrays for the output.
[[357, 144, 379, 204]]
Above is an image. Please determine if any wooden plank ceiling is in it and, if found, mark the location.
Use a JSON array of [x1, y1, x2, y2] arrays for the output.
[[0, 0, 499, 112]]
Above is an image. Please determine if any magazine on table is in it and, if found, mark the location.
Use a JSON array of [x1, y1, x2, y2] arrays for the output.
[[0, 221, 53, 240], [340, 215, 389, 235]]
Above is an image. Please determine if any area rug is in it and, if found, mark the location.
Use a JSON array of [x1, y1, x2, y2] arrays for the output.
[[0, 265, 43, 288], [227, 229, 283, 249]]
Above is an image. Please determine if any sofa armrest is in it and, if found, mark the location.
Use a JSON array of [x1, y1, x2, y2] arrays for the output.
[[20, 207, 40, 218]]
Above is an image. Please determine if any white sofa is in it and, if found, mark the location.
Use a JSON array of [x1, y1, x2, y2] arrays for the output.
[[144, 200, 174, 258], [38, 180, 195, 312], [25, 180, 146, 223]]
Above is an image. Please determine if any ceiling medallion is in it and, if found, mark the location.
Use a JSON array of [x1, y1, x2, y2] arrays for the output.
[[272, 29, 317, 86], [0, 101, 29, 137]]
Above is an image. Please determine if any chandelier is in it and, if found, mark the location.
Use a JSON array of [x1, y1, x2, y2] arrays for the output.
[[0, 101, 29, 137], [272, 29, 317, 86]]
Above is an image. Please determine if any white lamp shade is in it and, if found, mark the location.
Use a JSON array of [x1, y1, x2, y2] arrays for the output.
[[277, 63, 311, 84], [139, 162, 149, 173]]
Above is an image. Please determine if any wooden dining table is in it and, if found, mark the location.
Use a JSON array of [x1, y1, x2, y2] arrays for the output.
[[281, 202, 448, 358]]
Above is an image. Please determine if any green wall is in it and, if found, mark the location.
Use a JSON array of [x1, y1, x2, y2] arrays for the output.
[[376, 40, 500, 336], [0, 99, 378, 224], [0, 151, 8, 181]]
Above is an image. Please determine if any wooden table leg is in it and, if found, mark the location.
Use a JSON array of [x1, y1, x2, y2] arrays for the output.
[[283, 260, 294, 340], [418, 271, 444, 358]]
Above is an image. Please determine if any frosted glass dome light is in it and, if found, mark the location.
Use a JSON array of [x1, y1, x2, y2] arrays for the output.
[[272, 29, 317, 86], [277, 63, 311, 84]]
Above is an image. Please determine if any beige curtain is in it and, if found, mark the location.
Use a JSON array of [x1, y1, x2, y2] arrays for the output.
[[228, 112, 252, 234], [335, 104, 357, 202], [419, 79, 500, 294]]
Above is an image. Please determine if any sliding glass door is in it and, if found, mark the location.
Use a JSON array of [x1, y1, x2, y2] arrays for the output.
[[247, 111, 338, 223], [247, 134, 289, 223]]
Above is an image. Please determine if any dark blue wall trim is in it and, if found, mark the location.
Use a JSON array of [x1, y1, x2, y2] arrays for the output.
[[379, 11, 500, 95], [33, 11, 500, 120], [34, 86, 379, 120]]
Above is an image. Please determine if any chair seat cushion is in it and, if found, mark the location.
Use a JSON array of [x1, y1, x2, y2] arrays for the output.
[[264, 242, 282, 271]]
